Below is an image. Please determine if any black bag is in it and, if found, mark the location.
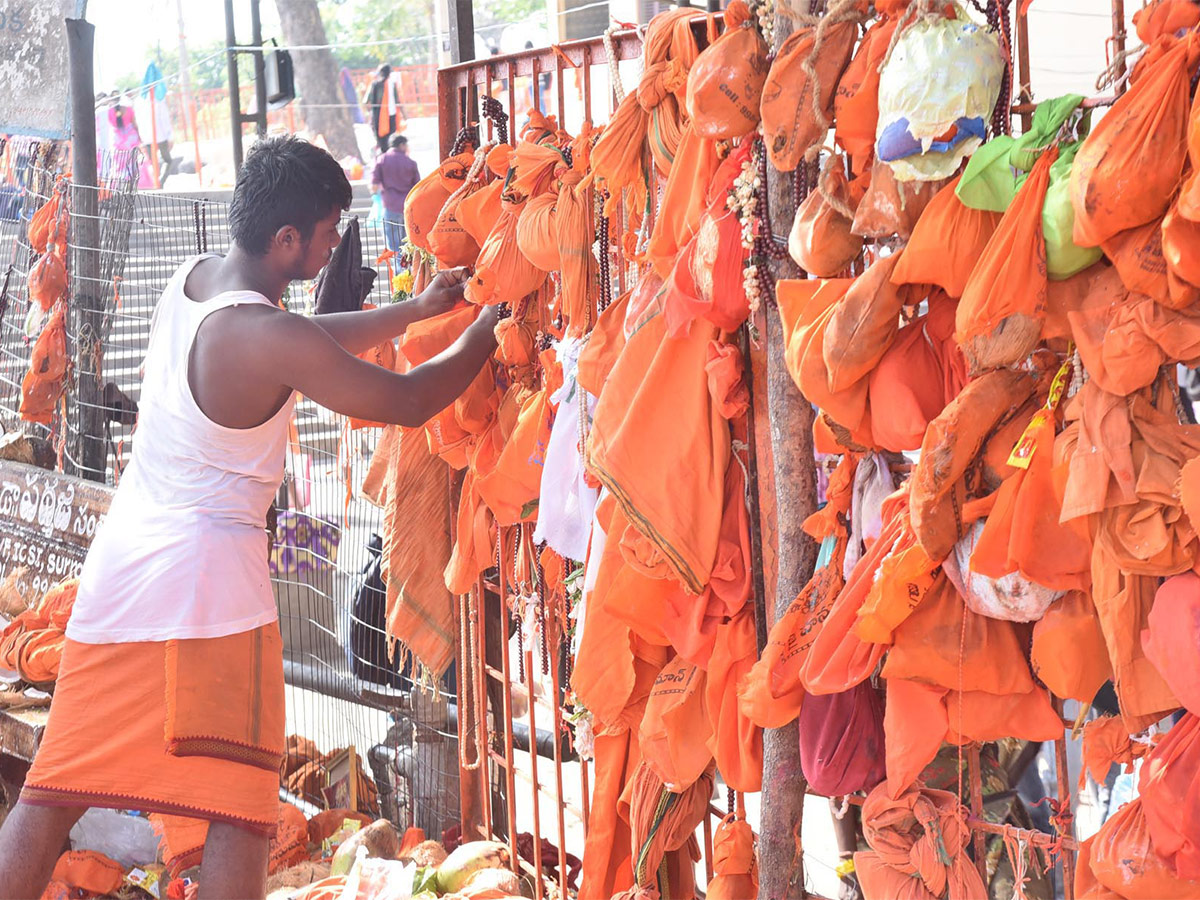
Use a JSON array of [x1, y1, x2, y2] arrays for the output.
[[350, 534, 414, 689]]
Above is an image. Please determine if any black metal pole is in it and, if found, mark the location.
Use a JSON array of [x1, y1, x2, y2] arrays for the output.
[[250, 0, 268, 138], [66, 18, 105, 482], [225, 0, 244, 170]]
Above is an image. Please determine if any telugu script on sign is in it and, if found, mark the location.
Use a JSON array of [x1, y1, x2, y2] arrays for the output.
[[0, 0, 85, 140]]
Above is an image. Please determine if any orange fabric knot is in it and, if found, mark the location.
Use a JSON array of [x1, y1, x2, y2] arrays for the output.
[[724, 0, 751, 28]]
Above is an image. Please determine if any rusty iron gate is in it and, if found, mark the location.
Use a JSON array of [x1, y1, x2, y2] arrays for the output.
[[436, 2, 1136, 898]]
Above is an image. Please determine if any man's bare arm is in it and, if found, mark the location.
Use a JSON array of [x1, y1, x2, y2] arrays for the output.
[[271, 304, 499, 427], [311, 269, 469, 356]]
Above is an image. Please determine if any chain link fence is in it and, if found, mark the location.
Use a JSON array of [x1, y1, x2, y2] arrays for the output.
[[0, 135, 461, 836]]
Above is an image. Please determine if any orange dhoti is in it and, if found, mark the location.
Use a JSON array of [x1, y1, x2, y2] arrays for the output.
[[22, 625, 285, 873]]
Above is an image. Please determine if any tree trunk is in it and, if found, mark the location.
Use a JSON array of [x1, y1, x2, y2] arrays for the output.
[[756, 8, 820, 898], [274, 0, 361, 161]]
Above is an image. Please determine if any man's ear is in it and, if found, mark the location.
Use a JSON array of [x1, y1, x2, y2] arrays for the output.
[[274, 224, 301, 252]]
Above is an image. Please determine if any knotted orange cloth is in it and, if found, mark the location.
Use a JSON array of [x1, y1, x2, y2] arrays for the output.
[[588, 7, 701, 223], [361, 422, 457, 677], [588, 308, 730, 594], [760, 12, 860, 171], [686, 1, 767, 140], [21, 624, 283, 868], [20, 302, 68, 426], [1087, 797, 1200, 898], [465, 123, 561, 307], [834, 15, 900, 175], [1071, 30, 1200, 247], [706, 814, 758, 900], [891, 175, 1001, 298], [404, 150, 475, 253], [1144, 571, 1200, 715], [1135, 0, 1200, 44], [0, 577, 77, 683], [955, 147, 1056, 373], [1140, 712, 1200, 882], [44, 851, 124, 897], [790, 159, 865, 278], [29, 248, 67, 312], [1031, 590, 1112, 702], [646, 123, 721, 280], [616, 762, 713, 900], [854, 782, 989, 900]]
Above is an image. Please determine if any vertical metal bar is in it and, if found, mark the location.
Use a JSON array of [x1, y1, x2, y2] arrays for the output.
[[448, 0, 477, 64], [968, 744, 987, 883], [1112, 0, 1128, 96], [224, 0, 243, 171], [497, 536, 521, 867], [66, 17, 104, 483], [525, 645, 545, 898], [582, 45, 593, 126], [549, 621, 570, 898], [1054, 702, 1076, 899], [478, 578, 495, 836], [532, 56, 542, 120], [437, 68, 459, 158], [555, 54, 566, 132], [703, 812, 715, 884], [1016, 5, 1033, 132], [580, 760, 591, 836], [507, 60, 518, 135], [458, 582, 488, 841], [249, 0, 268, 138]]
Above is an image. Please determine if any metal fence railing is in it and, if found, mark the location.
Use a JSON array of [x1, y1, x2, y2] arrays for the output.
[[0, 134, 461, 836]]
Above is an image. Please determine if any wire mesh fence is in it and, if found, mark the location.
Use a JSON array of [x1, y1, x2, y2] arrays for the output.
[[0, 136, 462, 837]]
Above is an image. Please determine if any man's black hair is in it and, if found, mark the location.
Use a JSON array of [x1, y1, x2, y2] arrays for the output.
[[377, 64, 392, 79], [388, 134, 408, 150], [228, 136, 353, 256]]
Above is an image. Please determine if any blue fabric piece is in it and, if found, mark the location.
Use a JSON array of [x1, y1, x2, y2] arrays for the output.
[[141, 62, 166, 101], [876, 116, 988, 163]]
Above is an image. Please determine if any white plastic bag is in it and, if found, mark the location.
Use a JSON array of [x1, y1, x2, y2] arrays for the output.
[[532, 336, 599, 562], [943, 520, 1063, 622], [69, 808, 160, 868], [876, 5, 1005, 182], [844, 452, 896, 580]]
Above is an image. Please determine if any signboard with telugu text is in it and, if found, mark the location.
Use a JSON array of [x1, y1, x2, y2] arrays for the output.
[[0, 0, 88, 140], [0, 460, 111, 602]]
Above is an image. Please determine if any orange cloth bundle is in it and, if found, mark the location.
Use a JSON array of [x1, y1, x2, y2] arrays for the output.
[[638, 655, 714, 791], [880, 574, 1035, 696], [854, 782, 989, 900], [556, 130, 599, 337], [362, 425, 457, 676], [646, 123, 721, 279], [1140, 713, 1200, 881], [616, 761, 712, 900], [473, 378, 553, 527], [427, 155, 486, 268], [705, 608, 762, 793], [1088, 798, 1200, 899], [852, 160, 945, 241], [29, 249, 67, 312], [788, 161, 864, 277], [1068, 282, 1200, 396], [1031, 590, 1113, 702], [891, 175, 1001, 298], [760, 17, 859, 171], [465, 136, 561, 307], [1081, 715, 1157, 789], [738, 538, 847, 728], [686, 3, 767, 141], [834, 16, 900, 174], [21, 303, 69, 426], [706, 815, 758, 900], [956, 148, 1056, 373], [661, 146, 753, 339], [1134, 0, 1200, 47], [0, 578, 77, 683], [970, 412, 1093, 591], [867, 293, 968, 453], [910, 368, 1036, 562], [459, 178, 504, 246], [823, 253, 909, 390], [1071, 32, 1200, 247], [28, 188, 67, 256], [47, 851, 124, 897], [1144, 572, 1200, 715], [516, 192, 560, 271], [589, 7, 701, 221], [776, 277, 872, 442], [588, 309, 730, 594], [579, 731, 639, 900], [405, 151, 474, 252]]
